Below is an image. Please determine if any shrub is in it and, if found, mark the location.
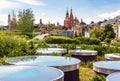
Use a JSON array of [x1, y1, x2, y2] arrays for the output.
[[81, 45, 120, 56], [60, 44, 76, 53], [44, 36, 79, 44], [0, 36, 36, 57], [31, 39, 49, 48], [76, 37, 101, 45], [111, 42, 120, 47], [90, 75, 106, 81]]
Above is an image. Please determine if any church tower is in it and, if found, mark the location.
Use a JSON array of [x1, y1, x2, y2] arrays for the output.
[[8, 13, 11, 30], [8, 10, 17, 31], [70, 8, 74, 29], [66, 8, 69, 18]]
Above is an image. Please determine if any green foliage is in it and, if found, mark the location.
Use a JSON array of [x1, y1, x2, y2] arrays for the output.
[[44, 36, 78, 44], [60, 44, 76, 53], [111, 42, 120, 47], [32, 39, 49, 48], [51, 52, 59, 56], [0, 36, 36, 57], [100, 24, 115, 41], [76, 37, 101, 45], [17, 8, 34, 35], [81, 61, 93, 69], [90, 27, 101, 39], [90, 75, 106, 81], [44, 35, 101, 45], [81, 44, 120, 56], [0, 56, 8, 65]]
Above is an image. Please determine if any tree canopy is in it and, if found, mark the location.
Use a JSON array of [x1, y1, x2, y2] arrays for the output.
[[17, 8, 34, 35], [100, 24, 115, 41], [90, 24, 116, 42]]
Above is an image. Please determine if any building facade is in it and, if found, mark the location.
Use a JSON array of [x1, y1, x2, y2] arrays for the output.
[[8, 11, 17, 31]]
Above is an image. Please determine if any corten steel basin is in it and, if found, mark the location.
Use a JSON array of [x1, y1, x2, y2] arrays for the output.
[[0, 65, 64, 81], [93, 61, 120, 76], [105, 53, 120, 61], [70, 50, 97, 62], [6, 56, 80, 81], [36, 48, 67, 56], [106, 72, 120, 81]]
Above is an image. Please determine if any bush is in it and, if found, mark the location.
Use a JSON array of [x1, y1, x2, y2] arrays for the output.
[[90, 75, 105, 81], [44, 36, 79, 44], [0, 36, 36, 57], [31, 39, 49, 48], [81, 45, 120, 56], [111, 42, 120, 47], [76, 37, 101, 45], [60, 44, 76, 53]]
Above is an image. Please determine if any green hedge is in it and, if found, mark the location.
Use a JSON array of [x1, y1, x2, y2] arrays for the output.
[[31, 39, 49, 48], [111, 42, 120, 47], [81, 45, 120, 56], [44, 36, 101, 45], [76, 37, 101, 45], [0, 36, 36, 57], [44, 36, 79, 44]]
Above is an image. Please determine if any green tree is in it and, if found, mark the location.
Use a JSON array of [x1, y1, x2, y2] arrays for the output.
[[90, 27, 101, 39], [100, 24, 115, 41], [17, 8, 34, 35]]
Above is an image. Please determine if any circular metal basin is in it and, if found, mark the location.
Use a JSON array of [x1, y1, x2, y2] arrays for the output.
[[93, 61, 120, 75], [105, 53, 120, 61], [0, 65, 64, 81], [106, 72, 120, 81], [36, 48, 67, 55], [70, 50, 97, 62], [6, 56, 80, 81]]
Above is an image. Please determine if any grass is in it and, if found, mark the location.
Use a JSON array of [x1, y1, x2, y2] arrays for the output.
[[80, 66, 95, 81], [79, 56, 104, 81]]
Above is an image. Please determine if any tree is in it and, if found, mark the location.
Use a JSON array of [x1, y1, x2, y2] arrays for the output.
[[90, 27, 101, 39], [100, 24, 115, 41], [17, 8, 34, 35]]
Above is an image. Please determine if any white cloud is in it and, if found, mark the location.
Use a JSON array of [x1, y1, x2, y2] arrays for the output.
[[17, 0, 46, 6], [84, 17, 93, 24], [0, 14, 8, 25], [98, 10, 120, 19], [0, 0, 21, 10]]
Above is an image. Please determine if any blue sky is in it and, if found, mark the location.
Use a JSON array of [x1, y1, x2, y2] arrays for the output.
[[1, 0, 120, 25]]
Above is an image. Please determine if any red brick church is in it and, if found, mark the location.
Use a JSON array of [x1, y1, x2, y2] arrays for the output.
[[64, 8, 80, 29]]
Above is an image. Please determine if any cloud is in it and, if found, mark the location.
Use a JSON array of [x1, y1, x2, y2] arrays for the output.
[[84, 17, 93, 24], [0, 14, 8, 25], [17, 0, 46, 6], [0, 0, 21, 10], [98, 10, 120, 19]]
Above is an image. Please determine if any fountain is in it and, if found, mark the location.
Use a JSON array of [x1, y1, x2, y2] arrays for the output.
[[105, 53, 120, 61], [6, 56, 80, 81], [0, 65, 64, 81], [69, 50, 97, 62], [36, 48, 67, 56], [106, 72, 120, 81], [93, 61, 120, 76]]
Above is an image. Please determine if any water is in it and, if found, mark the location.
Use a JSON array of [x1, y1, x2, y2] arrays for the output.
[[6, 56, 80, 66], [0, 66, 63, 81], [107, 72, 120, 81], [94, 61, 120, 70]]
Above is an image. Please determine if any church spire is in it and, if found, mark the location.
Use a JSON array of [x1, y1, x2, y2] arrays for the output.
[[70, 8, 73, 19], [66, 8, 69, 18]]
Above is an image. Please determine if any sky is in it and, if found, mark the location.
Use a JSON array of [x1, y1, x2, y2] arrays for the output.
[[1, 0, 120, 25]]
